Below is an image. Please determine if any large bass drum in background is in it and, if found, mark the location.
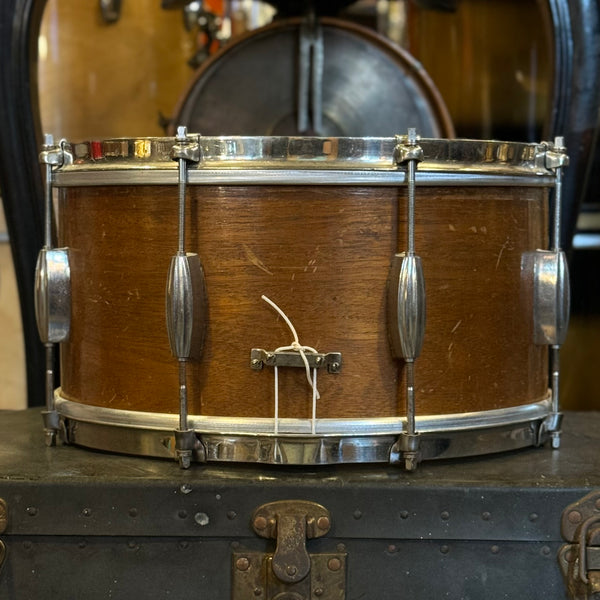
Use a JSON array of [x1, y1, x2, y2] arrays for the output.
[[170, 17, 454, 137], [52, 135, 557, 465]]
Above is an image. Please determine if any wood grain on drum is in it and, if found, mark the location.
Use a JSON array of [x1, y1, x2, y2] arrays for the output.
[[59, 184, 548, 419]]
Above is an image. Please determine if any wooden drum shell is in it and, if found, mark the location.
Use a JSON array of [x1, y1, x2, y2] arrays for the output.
[[57, 179, 548, 421]]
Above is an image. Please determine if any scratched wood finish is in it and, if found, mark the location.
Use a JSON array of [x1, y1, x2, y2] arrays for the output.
[[58, 184, 548, 419]]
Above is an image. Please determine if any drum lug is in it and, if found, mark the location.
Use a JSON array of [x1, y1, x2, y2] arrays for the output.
[[523, 249, 570, 347], [559, 491, 600, 599], [166, 253, 206, 360], [168, 127, 205, 468], [387, 253, 426, 360], [34, 248, 71, 345], [38, 135, 72, 446], [389, 129, 426, 471], [532, 136, 570, 450], [35, 246, 70, 445], [232, 500, 346, 600]]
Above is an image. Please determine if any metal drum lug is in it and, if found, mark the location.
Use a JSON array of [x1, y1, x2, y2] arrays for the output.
[[168, 127, 205, 468], [34, 248, 71, 344], [387, 253, 426, 360], [166, 252, 206, 360], [389, 129, 426, 471], [522, 250, 570, 346]]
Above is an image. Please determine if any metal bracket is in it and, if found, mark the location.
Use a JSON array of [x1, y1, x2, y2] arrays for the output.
[[559, 491, 600, 599], [535, 139, 570, 170], [170, 127, 201, 163], [233, 501, 345, 600], [390, 430, 422, 472], [233, 551, 346, 600], [173, 429, 205, 469], [252, 500, 331, 584], [250, 349, 342, 374], [39, 135, 65, 169], [99, 0, 122, 24], [536, 411, 563, 447], [394, 134, 424, 166]]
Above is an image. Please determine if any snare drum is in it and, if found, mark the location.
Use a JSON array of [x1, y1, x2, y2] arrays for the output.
[[47, 135, 563, 466]]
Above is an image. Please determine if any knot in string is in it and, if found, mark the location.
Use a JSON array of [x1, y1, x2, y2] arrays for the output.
[[262, 295, 320, 400]]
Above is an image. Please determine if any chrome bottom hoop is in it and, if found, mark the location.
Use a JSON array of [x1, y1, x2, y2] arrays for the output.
[[55, 393, 553, 465]]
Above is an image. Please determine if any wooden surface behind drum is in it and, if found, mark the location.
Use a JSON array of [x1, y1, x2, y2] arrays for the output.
[[405, 0, 551, 141], [38, 0, 196, 140], [58, 184, 548, 419]]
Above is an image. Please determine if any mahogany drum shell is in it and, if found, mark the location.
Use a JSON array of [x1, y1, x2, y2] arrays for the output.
[[57, 182, 548, 420]]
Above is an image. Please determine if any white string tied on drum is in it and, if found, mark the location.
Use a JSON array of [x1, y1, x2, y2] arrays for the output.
[[262, 295, 320, 434]]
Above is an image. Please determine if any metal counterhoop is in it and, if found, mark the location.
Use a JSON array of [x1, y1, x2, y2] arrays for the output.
[[55, 393, 554, 466]]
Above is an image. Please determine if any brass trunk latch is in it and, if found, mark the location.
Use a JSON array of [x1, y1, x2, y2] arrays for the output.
[[233, 500, 346, 600], [559, 491, 600, 599]]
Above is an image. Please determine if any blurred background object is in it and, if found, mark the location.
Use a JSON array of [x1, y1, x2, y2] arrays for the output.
[[170, 17, 454, 137], [0, 203, 26, 409], [402, 0, 552, 142], [36, 0, 279, 139], [37, 0, 196, 139]]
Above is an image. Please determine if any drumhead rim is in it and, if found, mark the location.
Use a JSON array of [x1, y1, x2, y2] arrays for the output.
[[55, 392, 551, 436], [55, 393, 554, 465], [53, 136, 556, 183]]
